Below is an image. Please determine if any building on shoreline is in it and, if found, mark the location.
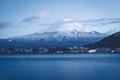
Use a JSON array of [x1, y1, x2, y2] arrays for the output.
[[0, 46, 120, 54]]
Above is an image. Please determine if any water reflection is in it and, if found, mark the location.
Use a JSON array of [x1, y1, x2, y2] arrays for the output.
[[0, 54, 120, 80]]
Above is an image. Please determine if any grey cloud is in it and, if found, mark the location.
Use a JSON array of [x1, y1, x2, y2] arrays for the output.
[[38, 18, 120, 27], [23, 16, 41, 23], [81, 18, 120, 26], [22, 12, 48, 23], [0, 21, 13, 28]]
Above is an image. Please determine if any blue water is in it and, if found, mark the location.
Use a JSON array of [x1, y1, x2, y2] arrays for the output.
[[0, 54, 120, 80]]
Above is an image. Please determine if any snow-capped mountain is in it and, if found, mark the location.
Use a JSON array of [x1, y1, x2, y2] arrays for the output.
[[0, 21, 107, 48], [15, 21, 105, 39]]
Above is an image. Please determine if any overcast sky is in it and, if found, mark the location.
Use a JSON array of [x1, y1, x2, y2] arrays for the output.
[[0, 0, 120, 38]]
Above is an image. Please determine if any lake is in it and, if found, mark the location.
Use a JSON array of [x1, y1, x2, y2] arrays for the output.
[[0, 54, 120, 80]]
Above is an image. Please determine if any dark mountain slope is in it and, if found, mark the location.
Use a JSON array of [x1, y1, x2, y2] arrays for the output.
[[85, 31, 120, 48]]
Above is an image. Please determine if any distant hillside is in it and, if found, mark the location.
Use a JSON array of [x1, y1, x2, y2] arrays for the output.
[[85, 31, 120, 49]]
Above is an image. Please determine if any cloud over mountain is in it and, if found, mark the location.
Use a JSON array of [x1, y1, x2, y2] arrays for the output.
[[0, 17, 120, 38], [81, 18, 120, 26]]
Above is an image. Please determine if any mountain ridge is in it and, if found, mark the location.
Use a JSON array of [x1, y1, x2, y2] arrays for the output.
[[0, 30, 106, 48]]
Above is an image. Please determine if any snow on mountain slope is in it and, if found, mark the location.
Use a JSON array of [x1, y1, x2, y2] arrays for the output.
[[0, 21, 107, 47]]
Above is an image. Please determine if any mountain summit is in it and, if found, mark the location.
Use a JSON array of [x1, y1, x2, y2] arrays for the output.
[[44, 21, 93, 33]]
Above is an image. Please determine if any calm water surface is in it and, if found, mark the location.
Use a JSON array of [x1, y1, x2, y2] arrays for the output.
[[0, 54, 120, 80]]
